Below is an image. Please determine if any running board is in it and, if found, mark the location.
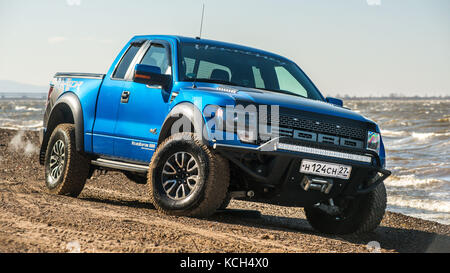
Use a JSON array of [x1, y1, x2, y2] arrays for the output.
[[91, 158, 149, 173]]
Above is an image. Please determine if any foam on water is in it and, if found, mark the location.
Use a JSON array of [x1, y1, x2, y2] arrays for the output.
[[412, 132, 435, 140], [381, 129, 409, 137], [385, 175, 445, 188], [0, 99, 45, 131], [347, 99, 450, 225]]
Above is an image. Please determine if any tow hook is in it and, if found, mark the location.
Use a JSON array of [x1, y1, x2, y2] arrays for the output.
[[230, 191, 255, 198], [301, 176, 334, 194], [314, 199, 341, 216]]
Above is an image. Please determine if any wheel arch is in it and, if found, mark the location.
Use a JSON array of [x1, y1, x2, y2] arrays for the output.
[[157, 102, 206, 145], [39, 92, 84, 165]]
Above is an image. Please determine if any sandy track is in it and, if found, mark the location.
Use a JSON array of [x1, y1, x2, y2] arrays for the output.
[[0, 129, 449, 253]]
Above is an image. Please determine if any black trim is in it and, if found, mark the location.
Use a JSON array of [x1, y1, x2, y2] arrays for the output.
[[158, 102, 205, 145], [44, 93, 84, 152], [215, 136, 382, 168], [214, 137, 391, 201], [355, 168, 391, 195]]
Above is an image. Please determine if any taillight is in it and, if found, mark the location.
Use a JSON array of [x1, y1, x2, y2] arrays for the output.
[[47, 85, 54, 101]]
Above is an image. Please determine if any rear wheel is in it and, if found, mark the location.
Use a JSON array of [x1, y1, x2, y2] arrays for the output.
[[148, 133, 230, 217], [305, 182, 387, 234], [44, 124, 90, 197]]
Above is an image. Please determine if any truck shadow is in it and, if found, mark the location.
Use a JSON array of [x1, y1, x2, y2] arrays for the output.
[[212, 209, 450, 253], [81, 196, 155, 210], [80, 196, 449, 253]]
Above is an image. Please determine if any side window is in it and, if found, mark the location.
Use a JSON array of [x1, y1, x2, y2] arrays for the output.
[[275, 66, 308, 97], [141, 44, 171, 75], [113, 43, 142, 79]]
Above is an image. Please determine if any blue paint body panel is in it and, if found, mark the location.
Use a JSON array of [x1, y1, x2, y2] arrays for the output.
[[49, 35, 386, 167]]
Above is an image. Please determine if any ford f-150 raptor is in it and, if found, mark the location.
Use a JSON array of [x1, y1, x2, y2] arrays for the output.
[[39, 35, 391, 234]]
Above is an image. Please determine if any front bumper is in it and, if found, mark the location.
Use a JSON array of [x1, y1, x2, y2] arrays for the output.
[[213, 137, 391, 200]]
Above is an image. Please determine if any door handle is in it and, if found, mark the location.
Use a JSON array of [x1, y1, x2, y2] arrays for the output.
[[121, 91, 130, 103]]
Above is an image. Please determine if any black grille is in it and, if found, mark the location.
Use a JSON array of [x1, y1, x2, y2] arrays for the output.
[[278, 115, 366, 140]]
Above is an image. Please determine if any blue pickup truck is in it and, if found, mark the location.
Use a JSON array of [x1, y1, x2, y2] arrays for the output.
[[39, 35, 391, 234]]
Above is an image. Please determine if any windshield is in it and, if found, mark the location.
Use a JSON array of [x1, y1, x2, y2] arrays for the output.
[[179, 42, 323, 100]]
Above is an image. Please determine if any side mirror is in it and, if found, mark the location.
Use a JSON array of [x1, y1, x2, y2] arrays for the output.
[[133, 64, 171, 90], [326, 97, 343, 107]]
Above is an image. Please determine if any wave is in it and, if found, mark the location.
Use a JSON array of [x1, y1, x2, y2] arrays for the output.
[[412, 132, 435, 140], [27, 107, 43, 112], [381, 129, 408, 137], [14, 106, 27, 111], [387, 206, 450, 225], [387, 196, 450, 214], [382, 129, 450, 139], [436, 117, 450, 123], [387, 194, 450, 225], [385, 175, 446, 188], [0, 121, 43, 131], [13, 106, 43, 112]]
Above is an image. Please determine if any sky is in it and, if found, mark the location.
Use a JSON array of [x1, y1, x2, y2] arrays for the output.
[[0, 0, 449, 97]]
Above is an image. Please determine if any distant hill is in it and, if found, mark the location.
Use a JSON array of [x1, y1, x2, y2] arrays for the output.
[[0, 80, 47, 93]]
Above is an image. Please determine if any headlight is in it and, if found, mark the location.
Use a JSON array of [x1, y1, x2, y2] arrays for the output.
[[204, 105, 258, 144], [367, 131, 380, 154], [229, 107, 258, 144]]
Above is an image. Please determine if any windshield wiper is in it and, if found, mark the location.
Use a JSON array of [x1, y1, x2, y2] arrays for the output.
[[256, 87, 307, 99], [193, 78, 243, 88]]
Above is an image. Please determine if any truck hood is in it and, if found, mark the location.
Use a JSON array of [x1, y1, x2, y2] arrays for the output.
[[181, 84, 374, 124]]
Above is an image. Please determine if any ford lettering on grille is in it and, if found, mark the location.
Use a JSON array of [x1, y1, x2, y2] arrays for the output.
[[275, 128, 364, 149]]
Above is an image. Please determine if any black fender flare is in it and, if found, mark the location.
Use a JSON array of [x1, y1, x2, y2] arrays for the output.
[[157, 102, 206, 145], [40, 92, 84, 164]]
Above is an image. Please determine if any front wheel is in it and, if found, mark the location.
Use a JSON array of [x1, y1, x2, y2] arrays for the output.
[[147, 133, 230, 217], [44, 124, 90, 197], [305, 182, 387, 234]]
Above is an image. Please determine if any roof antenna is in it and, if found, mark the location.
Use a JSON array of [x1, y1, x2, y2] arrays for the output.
[[192, 4, 205, 88], [196, 4, 205, 40]]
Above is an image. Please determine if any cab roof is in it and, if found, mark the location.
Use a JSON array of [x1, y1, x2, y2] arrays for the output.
[[131, 35, 291, 62]]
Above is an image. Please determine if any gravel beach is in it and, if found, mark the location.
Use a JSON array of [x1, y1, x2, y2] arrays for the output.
[[0, 129, 449, 253]]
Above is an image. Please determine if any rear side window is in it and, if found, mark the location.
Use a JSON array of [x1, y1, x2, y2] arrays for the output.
[[183, 57, 196, 78], [113, 43, 142, 79], [197, 61, 231, 80], [252, 66, 265, 89]]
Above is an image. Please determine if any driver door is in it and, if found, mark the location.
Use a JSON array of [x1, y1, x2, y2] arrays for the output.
[[113, 41, 173, 163]]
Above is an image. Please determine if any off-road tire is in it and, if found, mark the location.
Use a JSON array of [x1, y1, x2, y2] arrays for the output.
[[218, 194, 232, 210], [305, 182, 387, 234], [148, 133, 230, 217], [44, 124, 90, 197]]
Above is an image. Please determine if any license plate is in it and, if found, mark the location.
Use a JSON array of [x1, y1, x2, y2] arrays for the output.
[[300, 159, 352, 180]]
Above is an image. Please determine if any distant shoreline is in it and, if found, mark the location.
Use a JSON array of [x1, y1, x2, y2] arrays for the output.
[[0, 92, 449, 101], [338, 96, 450, 100], [0, 92, 47, 100]]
